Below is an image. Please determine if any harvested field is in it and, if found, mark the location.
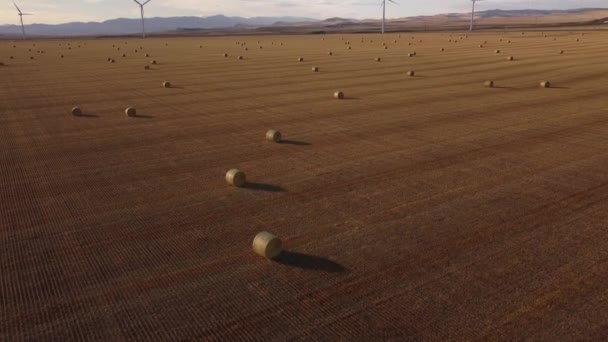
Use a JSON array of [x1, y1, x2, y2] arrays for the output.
[[2, 30, 608, 340]]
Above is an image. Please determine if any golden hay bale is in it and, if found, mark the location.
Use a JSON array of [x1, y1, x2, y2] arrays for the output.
[[163, 81, 171, 88], [134, 49, 138, 53], [328, 51, 333, 55], [384, 46, 388, 50], [406, 70, 415, 77], [312, 66, 319, 72], [61, 55, 64, 58], [479, 44, 484, 48], [298, 57, 304, 62], [238, 56, 244, 60], [10, 56, 14, 59], [30, 56, 34, 60], [110, 59, 115, 63], [495, 49, 500, 54], [375, 57, 381, 62], [122, 53, 126, 57], [560, 50, 564, 54], [507, 56, 514, 61], [71, 106, 82, 116], [244, 47, 249, 51], [144, 65, 150, 70], [125, 107, 137, 117], [266, 130, 282, 143], [223, 53, 228, 57], [150, 60, 157, 64], [225, 169, 246, 187], [334, 91, 345, 99], [440, 47, 445, 51], [252, 231, 282, 259], [348, 46, 352, 50], [145, 53, 150, 57], [484, 80, 495, 88], [540, 81, 551, 88], [407, 53, 414, 57]]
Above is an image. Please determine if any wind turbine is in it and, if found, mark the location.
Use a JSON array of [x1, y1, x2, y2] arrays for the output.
[[13, 2, 32, 38], [132, 0, 152, 38], [470, 0, 482, 31], [380, 0, 398, 34]]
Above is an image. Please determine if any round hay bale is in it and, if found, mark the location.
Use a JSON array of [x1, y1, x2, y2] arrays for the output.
[[266, 130, 282, 143], [312, 66, 319, 72], [150, 60, 157, 64], [122, 53, 126, 57], [507, 56, 514, 61], [375, 57, 381, 62], [30, 56, 34, 60], [479, 44, 484, 48], [10, 56, 14, 59], [384, 46, 388, 50], [107, 57, 112, 62], [560, 50, 564, 54], [125, 107, 137, 117], [0, 62, 4, 66], [407, 70, 415, 77], [540, 81, 551, 88], [225, 169, 246, 187], [244, 47, 248, 51], [145, 53, 150, 57], [252, 231, 282, 259], [163, 81, 171, 88], [334, 91, 345, 99], [223, 53, 228, 57], [298, 57, 304, 62], [495, 49, 500, 54], [348, 46, 352, 50], [60, 55, 64, 58], [71, 106, 82, 116], [144, 65, 150, 70], [238, 56, 244, 60], [328, 51, 333, 55], [110, 59, 115, 63], [134, 49, 138, 53], [440, 48, 445, 51], [407, 53, 414, 57], [484, 80, 495, 88]]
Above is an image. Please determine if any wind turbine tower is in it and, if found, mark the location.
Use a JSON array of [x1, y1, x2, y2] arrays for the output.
[[13, 2, 32, 39], [133, 0, 152, 38], [381, 0, 398, 34], [470, 0, 482, 31]]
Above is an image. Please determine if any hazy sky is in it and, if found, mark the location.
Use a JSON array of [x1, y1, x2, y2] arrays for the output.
[[1, 0, 606, 25]]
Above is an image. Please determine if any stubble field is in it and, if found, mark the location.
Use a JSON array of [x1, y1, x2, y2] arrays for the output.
[[1, 30, 608, 340]]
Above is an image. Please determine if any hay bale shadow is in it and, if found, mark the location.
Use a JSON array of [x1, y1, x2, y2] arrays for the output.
[[243, 182, 286, 192], [274, 251, 346, 273], [279, 140, 311, 146]]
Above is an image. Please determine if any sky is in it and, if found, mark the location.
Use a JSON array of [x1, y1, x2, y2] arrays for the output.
[[1, 0, 606, 25]]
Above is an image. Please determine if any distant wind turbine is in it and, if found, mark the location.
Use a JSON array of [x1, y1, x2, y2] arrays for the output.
[[380, 0, 398, 34], [132, 0, 152, 38], [13, 1, 32, 38], [470, 0, 482, 31]]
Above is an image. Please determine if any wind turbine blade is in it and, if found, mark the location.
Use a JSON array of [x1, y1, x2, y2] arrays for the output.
[[13, 1, 22, 14], [133, 0, 142, 5], [143, 0, 152, 5], [388, 0, 398, 4], [21, 13, 32, 15]]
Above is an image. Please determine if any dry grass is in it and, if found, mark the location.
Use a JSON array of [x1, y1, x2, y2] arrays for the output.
[[2, 30, 608, 341]]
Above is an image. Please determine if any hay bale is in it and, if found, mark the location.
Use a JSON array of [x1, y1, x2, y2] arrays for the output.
[[384, 46, 388, 50], [334, 91, 345, 99], [484, 80, 494, 88], [507, 56, 514, 61], [125, 107, 137, 117], [560, 50, 564, 54], [122, 53, 126, 57], [30, 56, 34, 60], [71, 106, 82, 116], [0, 62, 4, 66], [375, 57, 381, 62], [225, 169, 246, 187], [145, 53, 150, 57], [479, 44, 484, 48], [163, 81, 171, 88], [495, 49, 500, 54], [150, 60, 157, 64], [298, 57, 304, 62], [61, 55, 64, 58], [540, 81, 551, 88], [312, 66, 319, 72], [266, 130, 282, 143], [110, 59, 115, 63], [406, 70, 415, 77], [223, 53, 228, 57], [10, 56, 14, 59], [440, 48, 445, 51], [348, 46, 352, 50], [252, 231, 282, 259], [328, 51, 333, 55], [407, 53, 414, 57], [238, 56, 244, 60], [144, 65, 150, 70]]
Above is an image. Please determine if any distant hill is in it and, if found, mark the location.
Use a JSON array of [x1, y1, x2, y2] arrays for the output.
[[0, 15, 316, 36]]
